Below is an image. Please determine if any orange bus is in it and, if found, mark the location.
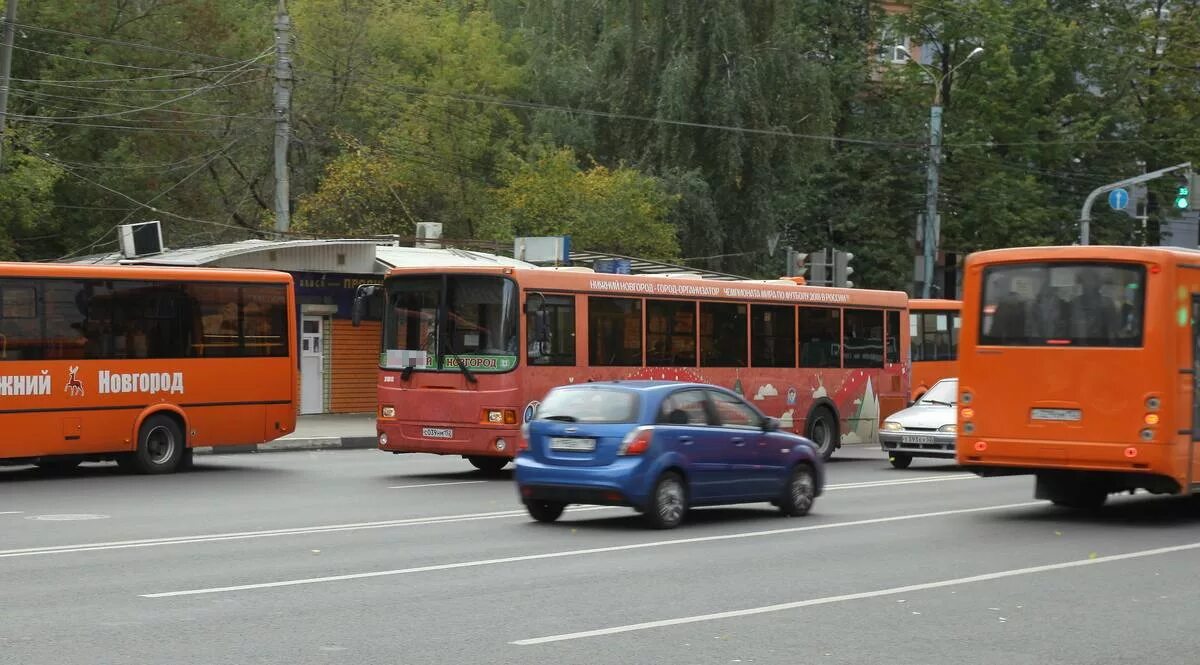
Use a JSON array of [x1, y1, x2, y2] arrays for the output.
[[0, 262, 297, 474], [957, 245, 1200, 508], [355, 266, 909, 469], [909, 299, 961, 400]]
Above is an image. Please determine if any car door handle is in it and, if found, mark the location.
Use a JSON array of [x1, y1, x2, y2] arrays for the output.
[[732, 437, 745, 447], [678, 436, 694, 445]]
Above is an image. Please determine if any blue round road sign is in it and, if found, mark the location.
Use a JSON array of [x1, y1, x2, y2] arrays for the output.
[[1108, 188, 1129, 210]]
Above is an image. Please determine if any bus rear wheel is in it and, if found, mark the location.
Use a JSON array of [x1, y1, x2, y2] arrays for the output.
[[35, 458, 82, 474], [120, 415, 185, 475], [807, 407, 838, 461], [467, 456, 509, 474]]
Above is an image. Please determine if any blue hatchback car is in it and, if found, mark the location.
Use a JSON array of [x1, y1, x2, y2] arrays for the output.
[[515, 381, 824, 529]]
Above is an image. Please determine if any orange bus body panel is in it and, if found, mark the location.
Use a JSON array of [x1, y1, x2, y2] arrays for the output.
[[957, 246, 1200, 496], [909, 299, 961, 400], [375, 267, 910, 460], [0, 262, 297, 462]]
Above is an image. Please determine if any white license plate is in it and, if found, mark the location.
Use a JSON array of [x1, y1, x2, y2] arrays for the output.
[[549, 437, 595, 452], [422, 427, 454, 439], [902, 435, 935, 444], [1031, 408, 1082, 422]]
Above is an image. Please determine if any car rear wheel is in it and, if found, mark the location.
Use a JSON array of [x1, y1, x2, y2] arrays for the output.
[[645, 472, 687, 529], [888, 453, 913, 469], [524, 500, 565, 523], [467, 456, 508, 474], [779, 464, 816, 517], [807, 407, 838, 461]]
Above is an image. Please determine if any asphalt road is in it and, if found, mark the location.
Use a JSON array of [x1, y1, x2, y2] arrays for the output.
[[3, 447, 1200, 665]]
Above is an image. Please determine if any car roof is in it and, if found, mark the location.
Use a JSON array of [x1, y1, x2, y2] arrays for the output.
[[550, 380, 716, 395]]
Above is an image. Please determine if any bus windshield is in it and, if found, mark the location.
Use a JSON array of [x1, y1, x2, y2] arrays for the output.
[[979, 262, 1145, 347], [383, 275, 519, 372]]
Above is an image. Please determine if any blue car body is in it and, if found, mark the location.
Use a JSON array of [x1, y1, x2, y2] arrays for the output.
[[515, 381, 825, 519]]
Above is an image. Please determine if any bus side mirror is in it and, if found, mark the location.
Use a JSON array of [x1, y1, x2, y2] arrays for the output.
[[352, 284, 379, 327]]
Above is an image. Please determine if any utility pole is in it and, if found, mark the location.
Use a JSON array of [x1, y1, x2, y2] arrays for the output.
[[900, 45, 983, 299], [0, 0, 18, 171], [272, 0, 293, 233], [922, 102, 941, 299]]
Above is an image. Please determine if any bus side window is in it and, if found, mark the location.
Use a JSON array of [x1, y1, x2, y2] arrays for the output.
[[527, 294, 575, 366], [886, 310, 901, 364], [0, 280, 39, 360], [799, 307, 841, 368]]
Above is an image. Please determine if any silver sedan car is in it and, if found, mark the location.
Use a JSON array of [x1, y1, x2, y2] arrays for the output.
[[879, 378, 957, 469]]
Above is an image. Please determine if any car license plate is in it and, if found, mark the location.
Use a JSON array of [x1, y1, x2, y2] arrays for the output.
[[549, 437, 595, 452], [902, 435, 934, 444], [1031, 408, 1082, 422], [422, 427, 454, 439]]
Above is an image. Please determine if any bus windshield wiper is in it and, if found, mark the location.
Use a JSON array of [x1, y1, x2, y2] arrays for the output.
[[441, 339, 477, 384]]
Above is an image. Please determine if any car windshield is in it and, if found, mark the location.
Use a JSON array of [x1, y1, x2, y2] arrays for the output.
[[920, 379, 958, 406], [536, 388, 640, 424]]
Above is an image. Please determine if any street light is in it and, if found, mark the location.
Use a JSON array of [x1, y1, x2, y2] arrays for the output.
[[898, 44, 984, 298]]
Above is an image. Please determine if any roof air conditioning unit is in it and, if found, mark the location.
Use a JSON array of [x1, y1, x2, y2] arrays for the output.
[[415, 222, 443, 249], [117, 221, 164, 258]]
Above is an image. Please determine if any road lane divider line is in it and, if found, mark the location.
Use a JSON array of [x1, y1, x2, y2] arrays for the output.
[[140, 501, 1042, 599], [825, 474, 975, 490], [512, 539, 1200, 645], [0, 507, 610, 559], [3, 474, 992, 560], [388, 481, 488, 489], [0, 511, 24, 515]]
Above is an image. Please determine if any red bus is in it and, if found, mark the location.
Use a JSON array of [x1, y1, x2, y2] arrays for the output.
[[957, 246, 1199, 508], [355, 266, 909, 469], [909, 299, 961, 400], [0, 262, 297, 474]]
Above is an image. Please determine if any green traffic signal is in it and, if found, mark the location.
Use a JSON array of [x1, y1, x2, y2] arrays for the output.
[[1176, 186, 1190, 210]]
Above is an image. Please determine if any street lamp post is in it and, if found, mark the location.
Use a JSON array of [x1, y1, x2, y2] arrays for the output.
[[899, 45, 983, 299]]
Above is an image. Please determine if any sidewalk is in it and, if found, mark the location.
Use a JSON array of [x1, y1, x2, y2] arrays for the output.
[[195, 413, 377, 455]]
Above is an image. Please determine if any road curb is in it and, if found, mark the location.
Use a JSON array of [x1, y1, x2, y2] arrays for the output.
[[194, 435, 377, 455]]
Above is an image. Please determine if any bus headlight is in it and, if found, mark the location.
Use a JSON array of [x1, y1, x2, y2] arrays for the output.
[[381, 406, 396, 418]]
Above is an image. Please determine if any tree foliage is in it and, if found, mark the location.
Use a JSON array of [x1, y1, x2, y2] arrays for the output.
[[2, 0, 1198, 290]]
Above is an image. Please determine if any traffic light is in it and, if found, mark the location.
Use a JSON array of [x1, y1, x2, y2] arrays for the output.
[[1174, 183, 1190, 210], [833, 250, 855, 288], [808, 249, 829, 286], [786, 247, 803, 278]]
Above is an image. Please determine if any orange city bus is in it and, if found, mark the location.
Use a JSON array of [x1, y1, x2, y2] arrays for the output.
[[0, 262, 297, 474], [909, 299, 961, 400], [355, 266, 909, 470], [957, 245, 1200, 508]]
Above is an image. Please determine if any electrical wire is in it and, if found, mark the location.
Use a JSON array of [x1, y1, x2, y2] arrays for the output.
[[10, 21, 240, 63]]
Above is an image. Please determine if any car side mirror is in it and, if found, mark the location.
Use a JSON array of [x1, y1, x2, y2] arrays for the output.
[[762, 416, 780, 432], [906, 400, 915, 408]]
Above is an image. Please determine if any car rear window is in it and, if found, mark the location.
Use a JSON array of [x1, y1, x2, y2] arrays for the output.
[[980, 262, 1145, 347], [536, 388, 640, 423]]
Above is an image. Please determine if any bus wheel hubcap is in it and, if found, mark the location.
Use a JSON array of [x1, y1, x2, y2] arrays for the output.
[[147, 426, 176, 465]]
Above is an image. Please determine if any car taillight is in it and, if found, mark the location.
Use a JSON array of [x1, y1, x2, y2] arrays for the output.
[[619, 427, 654, 455]]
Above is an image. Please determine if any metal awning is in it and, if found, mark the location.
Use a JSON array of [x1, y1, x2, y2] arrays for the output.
[[568, 251, 747, 281]]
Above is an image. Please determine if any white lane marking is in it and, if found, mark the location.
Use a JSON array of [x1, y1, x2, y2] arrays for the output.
[[388, 481, 487, 490], [25, 514, 110, 521], [512, 540, 1200, 645], [140, 501, 1041, 598], [5, 473, 982, 560], [0, 511, 24, 515], [0, 507, 610, 560], [826, 474, 975, 490]]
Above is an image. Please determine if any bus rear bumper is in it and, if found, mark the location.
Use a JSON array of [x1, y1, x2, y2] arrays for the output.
[[957, 437, 1186, 494]]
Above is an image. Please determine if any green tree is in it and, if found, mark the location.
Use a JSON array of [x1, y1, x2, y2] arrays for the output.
[[485, 146, 679, 260]]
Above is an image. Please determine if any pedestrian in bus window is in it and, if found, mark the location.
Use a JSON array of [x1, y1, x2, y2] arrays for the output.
[[1071, 269, 1118, 343]]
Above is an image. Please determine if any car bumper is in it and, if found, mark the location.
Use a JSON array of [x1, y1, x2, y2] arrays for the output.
[[514, 455, 653, 507], [879, 431, 956, 457]]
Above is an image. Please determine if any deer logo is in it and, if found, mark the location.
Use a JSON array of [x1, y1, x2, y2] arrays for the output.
[[65, 366, 84, 397]]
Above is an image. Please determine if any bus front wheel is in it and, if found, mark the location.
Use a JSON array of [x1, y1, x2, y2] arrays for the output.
[[120, 415, 185, 475], [467, 456, 508, 474]]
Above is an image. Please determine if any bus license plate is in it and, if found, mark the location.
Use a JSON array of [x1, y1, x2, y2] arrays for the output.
[[902, 435, 934, 444], [1031, 408, 1082, 422], [422, 427, 454, 439], [550, 437, 595, 452]]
